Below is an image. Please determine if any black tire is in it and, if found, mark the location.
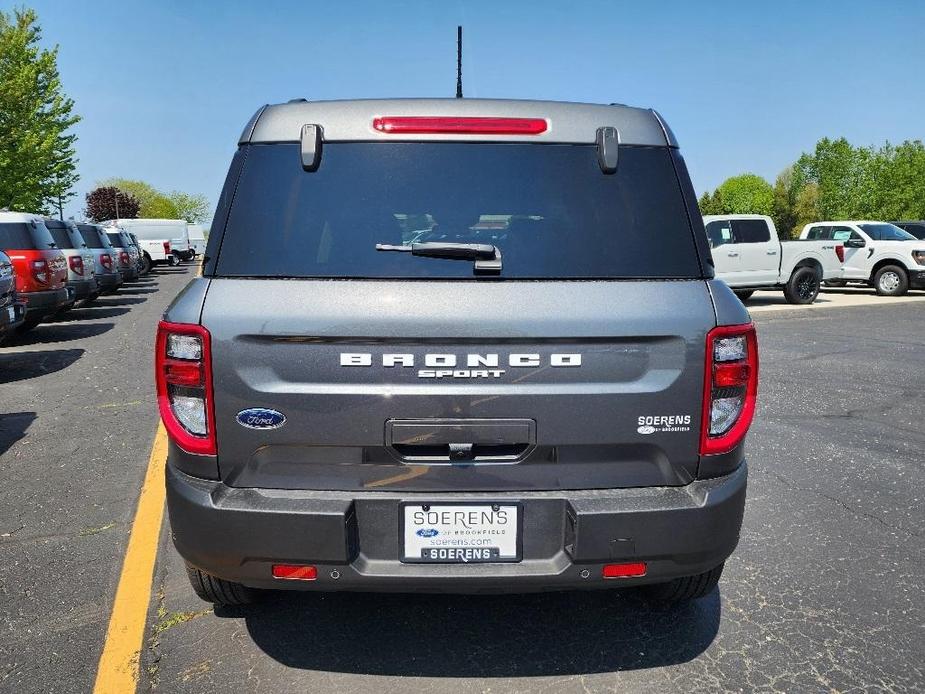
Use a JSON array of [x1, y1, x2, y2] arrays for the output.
[[733, 290, 754, 302], [823, 279, 847, 288], [185, 563, 256, 606], [15, 318, 40, 334], [645, 563, 724, 602], [141, 253, 152, 274], [783, 266, 820, 304], [873, 264, 908, 296], [168, 254, 180, 267]]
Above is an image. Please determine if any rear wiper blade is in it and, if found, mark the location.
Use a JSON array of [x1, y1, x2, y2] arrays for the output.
[[375, 242, 502, 275]]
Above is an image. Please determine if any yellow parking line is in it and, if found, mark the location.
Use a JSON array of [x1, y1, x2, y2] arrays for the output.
[[93, 423, 168, 694]]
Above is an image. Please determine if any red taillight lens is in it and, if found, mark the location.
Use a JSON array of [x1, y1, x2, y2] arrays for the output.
[[700, 324, 759, 456], [835, 244, 845, 263], [101, 253, 113, 270], [163, 241, 171, 254], [155, 321, 215, 455], [372, 116, 548, 135], [272, 564, 318, 581], [31, 259, 49, 284], [68, 256, 84, 275], [119, 251, 130, 266], [602, 562, 647, 579]]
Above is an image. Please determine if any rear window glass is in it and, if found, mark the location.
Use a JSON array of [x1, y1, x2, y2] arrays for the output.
[[214, 143, 702, 279], [859, 223, 915, 241], [107, 232, 127, 247], [45, 221, 81, 249], [77, 225, 110, 249], [0, 221, 55, 249], [732, 219, 771, 243]]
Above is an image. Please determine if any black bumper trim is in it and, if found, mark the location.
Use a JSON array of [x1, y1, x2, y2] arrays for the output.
[[167, 463, 747, 593]]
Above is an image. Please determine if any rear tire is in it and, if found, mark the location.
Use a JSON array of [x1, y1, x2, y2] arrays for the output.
[[784, 266, 820, 304], [873, 265, 908, 296], [15, 319, 40, 334], [185, 563, 256, 606], [645, 563, 724, 602], [168, 254, 180, 267], [733, 290, 754, 302], [141, 253, 152, 274]]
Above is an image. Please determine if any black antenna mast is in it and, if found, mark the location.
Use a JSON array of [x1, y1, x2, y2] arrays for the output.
[[456, 25, 463, 98]]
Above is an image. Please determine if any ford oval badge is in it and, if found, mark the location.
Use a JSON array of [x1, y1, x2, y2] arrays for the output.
[[416, 528, 439, 538], [236, 408, 286, 430]]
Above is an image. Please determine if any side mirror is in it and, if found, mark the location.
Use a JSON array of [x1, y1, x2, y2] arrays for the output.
[[844, 238, 866, 248]]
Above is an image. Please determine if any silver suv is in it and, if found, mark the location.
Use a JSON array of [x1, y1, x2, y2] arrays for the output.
[[159, 99, 757, 606]]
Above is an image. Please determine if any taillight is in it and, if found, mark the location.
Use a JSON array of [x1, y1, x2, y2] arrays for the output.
[[101, 253, 113, 271], [119, 251, 130, 266], [700, 324, 758, 456], [68, 255, 84, 275], [155, 321, 216, 455], [163, 241, 171, 254], [31, 259, 49, 284], [372, 116, 548, 135], [835, 244, 845, 263]]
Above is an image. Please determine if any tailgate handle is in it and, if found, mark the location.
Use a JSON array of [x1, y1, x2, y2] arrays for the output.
[[386, 419, 536, 464]]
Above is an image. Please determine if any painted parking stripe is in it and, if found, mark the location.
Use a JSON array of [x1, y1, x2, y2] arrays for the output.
[[93, 423, 168, 694]]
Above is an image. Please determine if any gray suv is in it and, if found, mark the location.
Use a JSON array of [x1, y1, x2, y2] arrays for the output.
[[160, 99, 757, 606]]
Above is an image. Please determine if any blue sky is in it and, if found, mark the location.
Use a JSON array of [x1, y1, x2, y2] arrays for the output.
[[26, 0, 925, 220]]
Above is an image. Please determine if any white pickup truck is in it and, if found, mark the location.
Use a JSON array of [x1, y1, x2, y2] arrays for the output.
[[704, 214, 843, 304], [799, 221, 925, 296]]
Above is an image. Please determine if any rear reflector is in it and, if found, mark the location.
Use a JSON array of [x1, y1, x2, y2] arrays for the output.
[[373, 116, 548, 135], [272, 564, 318, 581], [602, 562, 647, 579]]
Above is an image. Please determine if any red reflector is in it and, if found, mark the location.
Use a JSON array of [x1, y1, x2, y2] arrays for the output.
[[272, 564, 318, 581], [163, 359, 203, 387], [602, 562, 647, 579], [373, 116, 548, 135], [714, 362, 750, 388]]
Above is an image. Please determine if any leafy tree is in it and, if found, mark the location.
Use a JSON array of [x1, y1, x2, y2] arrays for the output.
[[716, 174, 774, 216], [791, 182, 820, 235], [166, 191, 210, 223], [99, 177, 176, 218], [0, 8, 80, 213], [85, 186, 140, 222]]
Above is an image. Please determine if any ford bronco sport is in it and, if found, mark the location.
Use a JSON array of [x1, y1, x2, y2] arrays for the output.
[[160, 99, 757, 606]]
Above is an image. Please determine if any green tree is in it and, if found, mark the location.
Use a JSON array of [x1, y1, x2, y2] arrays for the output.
[[166, 191, 210, 223], [698, 189, 724, 215], [99, 177, 177, 218], [716, 174, 774, 216], [0, 8, 80, 214], [791, 182, 820, 235], [797, 137, 874, 219]]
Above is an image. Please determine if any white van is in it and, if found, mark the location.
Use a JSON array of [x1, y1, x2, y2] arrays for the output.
[[104, 218, 193, 262], [187, 224, 206, 258]]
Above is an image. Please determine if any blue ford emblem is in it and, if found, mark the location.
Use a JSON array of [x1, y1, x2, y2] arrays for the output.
[[416, 528, 439, 538], [236, 408, 286, 430]]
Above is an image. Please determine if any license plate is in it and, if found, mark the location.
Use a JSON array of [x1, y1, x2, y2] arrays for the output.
[[402, 503, 521, 563]]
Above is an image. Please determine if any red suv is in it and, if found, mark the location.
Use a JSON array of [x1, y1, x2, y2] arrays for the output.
[[0, 212, 72, 332]]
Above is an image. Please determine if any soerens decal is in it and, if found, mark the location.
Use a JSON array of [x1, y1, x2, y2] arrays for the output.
[[637, 415, 692, 435]]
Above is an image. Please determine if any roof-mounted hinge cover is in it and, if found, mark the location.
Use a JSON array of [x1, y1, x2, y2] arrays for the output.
[[301, 124, 323, 172], [596, 126, 620, 174]]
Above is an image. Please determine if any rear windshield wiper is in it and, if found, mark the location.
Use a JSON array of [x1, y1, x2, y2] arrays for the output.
[[375, 242, 502, 275]]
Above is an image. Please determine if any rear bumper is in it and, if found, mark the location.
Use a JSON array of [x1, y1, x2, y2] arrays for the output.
[[22, 287, 70, 320], [0, 301, 25, 335], [68, 278, 97, 301], [167, 462, 747, 593], [96, 272, 122, 292], [119, 265, 139, 282]]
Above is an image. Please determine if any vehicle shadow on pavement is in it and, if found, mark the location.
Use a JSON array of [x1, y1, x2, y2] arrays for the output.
[[92, 297, 148, 307], [48, 307, 130, 322], [0, 411, 37, 456], [114, 288, 160, 295], [0, 349, 84, 382], [3, 323, 114, 346], [229, 588, 720, 676]]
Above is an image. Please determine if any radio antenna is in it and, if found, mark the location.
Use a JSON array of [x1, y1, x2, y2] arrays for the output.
[[456, 25, 463, 98]]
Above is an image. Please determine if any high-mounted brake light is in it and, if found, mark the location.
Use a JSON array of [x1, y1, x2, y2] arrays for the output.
[[700, 323, 759, 456], [155, 321, 216, 455], [372, 116, 548, 135]]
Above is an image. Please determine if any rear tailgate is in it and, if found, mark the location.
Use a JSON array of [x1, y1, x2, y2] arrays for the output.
[[205, 279, 713, 492]]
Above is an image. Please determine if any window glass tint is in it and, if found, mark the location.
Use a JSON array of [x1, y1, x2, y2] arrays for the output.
[[215, 143, 703, 279], [705, 220, 733, 248], [900, 223, 925, 239], [107, 232, 127, 247], [45, 220, 80, 249], [732, 219, 771, 243], [806, 226, 830, 240], [0, 223, 38, 249], [77, 224, 108, 249], [859, 223, 915, 241]]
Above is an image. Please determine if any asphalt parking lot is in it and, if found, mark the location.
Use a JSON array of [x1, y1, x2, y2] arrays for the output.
[[1, 269, 923, 693]]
